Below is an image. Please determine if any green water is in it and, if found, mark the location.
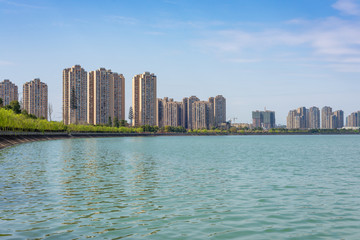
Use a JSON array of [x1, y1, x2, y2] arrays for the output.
[[1, 135, 360, 239]]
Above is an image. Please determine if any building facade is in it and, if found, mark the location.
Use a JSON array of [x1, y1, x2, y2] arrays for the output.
[[321, 106, 332, 129], [63, 65, 88, 125], [158, 95, 225, 130], [346, 111, 360, 127], [157, 97, 168, 128], [184, 96, 200, 129], [214, 95, 226, 127], [333, 110, 344, 129], [252, 110, 275, 129], [321, 106, 343, 129], [287, 106, 320, 129], [87, 68, 125, 125], [308, 107, 320, 129], [132, 72, 157, 126], [23, 78, 48, 119], [192, 101, 214, 129], [287, 110, 300, 129], [0, 79, 18, 107], [157, 97, 184, 128]]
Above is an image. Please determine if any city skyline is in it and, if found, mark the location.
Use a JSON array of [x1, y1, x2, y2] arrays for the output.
[[1, 0, 360, 124], [2, 76, 360, 128]]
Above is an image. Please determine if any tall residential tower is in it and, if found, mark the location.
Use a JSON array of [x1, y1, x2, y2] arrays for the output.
[[23, 78, 48, 119], [0, 79, 18, 106], [87, 68, 125, 125], [214, 95, 226, 127], [132, 72, 157, 126], [252, 110, 276, 129], [63, 65, 88, 125]]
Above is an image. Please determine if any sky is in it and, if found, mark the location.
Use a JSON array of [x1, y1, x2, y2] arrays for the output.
[[0, 0, 359, 124]]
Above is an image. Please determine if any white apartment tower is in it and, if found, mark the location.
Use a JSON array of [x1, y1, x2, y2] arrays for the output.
[[23, 78, 48, 119], [87, 68, 125, 125], [0, 79, 18, 106], [63, 65, 88, 125], [132, 72, 157, 126]]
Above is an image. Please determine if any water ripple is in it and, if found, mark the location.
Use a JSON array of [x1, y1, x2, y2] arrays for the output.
[[1, 135, 360, 239]]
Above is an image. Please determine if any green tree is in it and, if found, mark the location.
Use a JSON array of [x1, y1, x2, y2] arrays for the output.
[[120, 120, 127, 127], [128, 106, 133, 126], [108, 117, 112, 127], [229, 127, 237, 133], [5, 100, 21, 114], [114, 117, 120, 128], [0, 98, 2, 107]]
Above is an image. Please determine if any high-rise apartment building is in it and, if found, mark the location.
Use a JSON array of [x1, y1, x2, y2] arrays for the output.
[[23, 78, 48, 119], [63, 65, 88, 125], [321, 106, 343, 129], [346, 111, 360, 127], [330, 114, 337, 129], [157, 97, 168, 128], [287, 106, 320, 129], [0, 79, 18, 106], [252, 110, 275, 129], [87, 68, 125, 125], [184, 96, 200, 129], [321, 106, 332, 129], [308, 107, 320, 129], [333, 110, 344, 129], [297, 107, 307, 129], [165, 100, 183, 127], [214, 95, 226, 127], [132, 72, 157, 126], [158, 95, 225, 130], [157, 97, 183, 128], [192, 101, 214, 129], [287, 110, 300, 129], [181, 97, 188, 128]]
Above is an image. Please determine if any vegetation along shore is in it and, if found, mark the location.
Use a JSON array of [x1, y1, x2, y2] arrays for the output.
[[1, 106, 359, 150]]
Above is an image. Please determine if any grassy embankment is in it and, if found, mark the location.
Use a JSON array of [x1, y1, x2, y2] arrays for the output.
[[0, 108, 143, 133]]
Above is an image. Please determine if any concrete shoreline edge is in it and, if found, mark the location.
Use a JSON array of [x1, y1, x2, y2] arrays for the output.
[[1, 131, 359, 150]]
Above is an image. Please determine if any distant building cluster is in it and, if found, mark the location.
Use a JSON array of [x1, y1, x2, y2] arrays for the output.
[[252, 110, 275, 129], [3, 69, 359, 130], [63, 65, 125, 125], [286, 106, 344, 129], [62, 66, 226, 129], [156, 95, 226, 129], [0, 79, 48, 119], [0, 79, 18, 107], [287, 106, 320, 129], [346, 111, 360, 128]]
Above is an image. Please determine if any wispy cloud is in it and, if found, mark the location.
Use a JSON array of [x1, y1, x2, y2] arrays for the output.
[[106, 15, 138, 25], [198, 15, 360, 72], [144, 31, 166, 36], [332, 0, 360, 16], [225, 58, 261, 63], [0, 0, 46, 9], [0, 60, 14, 66]]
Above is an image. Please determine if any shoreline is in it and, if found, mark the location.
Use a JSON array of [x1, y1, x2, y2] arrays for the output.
[[0, 131, 359, 150]]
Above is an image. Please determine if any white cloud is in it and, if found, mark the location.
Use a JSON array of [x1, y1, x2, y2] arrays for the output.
[[106, 16, 138, 25], [0, 60, 14, 66], [198, 16, 360, 72], [0, 0, 46, 9], [225, 58, 261, 63], [332, 0, 360, 16]]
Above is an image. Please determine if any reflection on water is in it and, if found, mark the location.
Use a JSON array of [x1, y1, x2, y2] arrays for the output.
[[1, 135, 360, 239]]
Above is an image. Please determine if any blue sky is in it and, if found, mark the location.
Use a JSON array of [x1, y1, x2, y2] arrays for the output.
[[1, 0, 359, 124]]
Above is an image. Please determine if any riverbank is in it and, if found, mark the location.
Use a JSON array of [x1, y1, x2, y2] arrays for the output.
[[0, 132, 155, 149], [1, 131, 359, 150]]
